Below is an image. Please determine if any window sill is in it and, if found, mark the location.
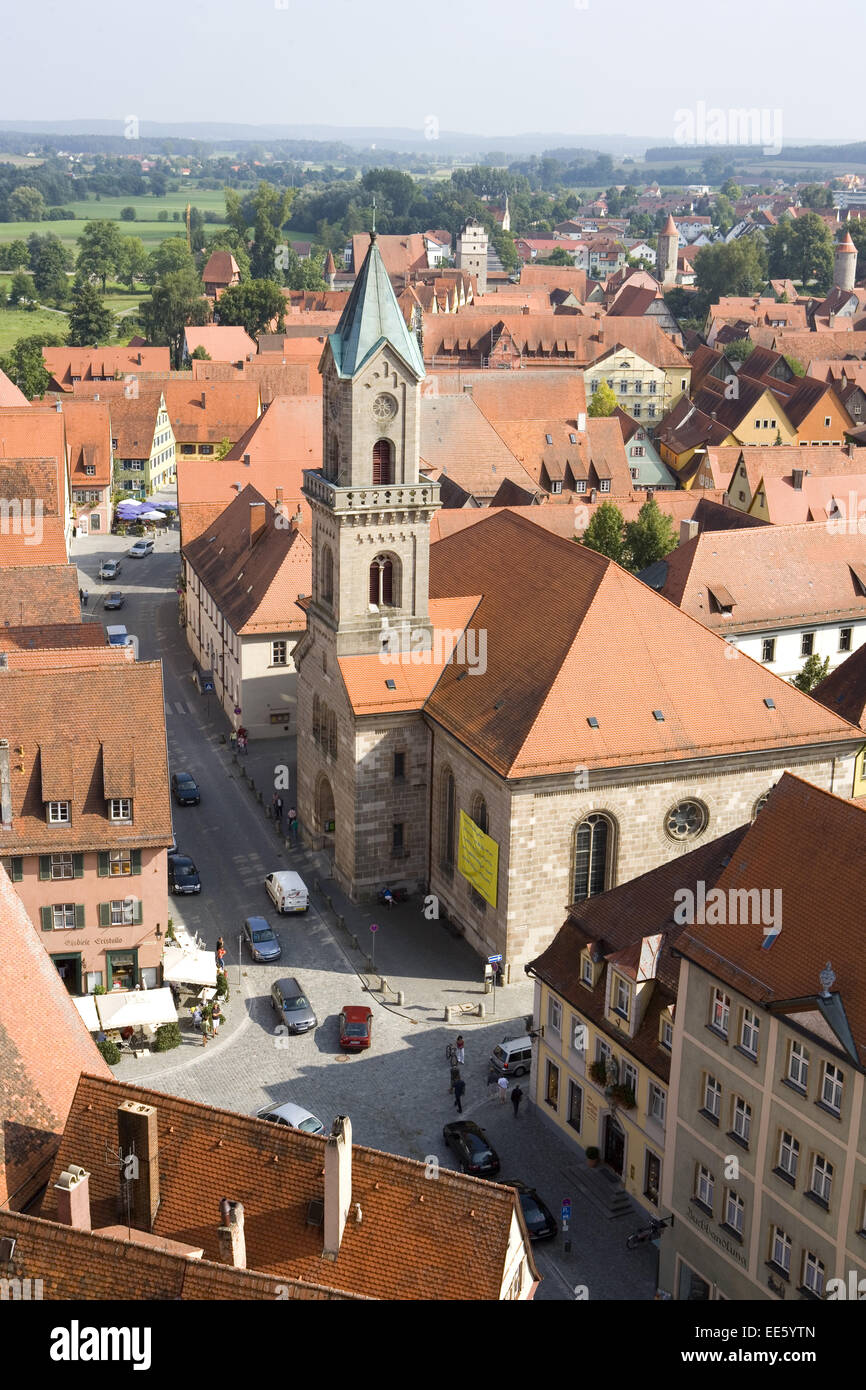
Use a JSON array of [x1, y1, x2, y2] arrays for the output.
[[698, 1108, 720, 1126], [705, 1024, 729, 1044], [797, 1285, 822, 1302], [780, 1077, 807, 1099], [765, 1261, 790, 1283], [771, 1166, 796, 1188], [804, 1189, 830, 1212], [814, 1099, 841, 1122], [691, 1198, 713, 1218], [718, 1223, 744, 1245], [726, 1130, 750, 1151], [733, 1044, 758, 1064]]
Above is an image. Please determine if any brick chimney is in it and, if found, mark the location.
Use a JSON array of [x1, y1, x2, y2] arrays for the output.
[[680, 518, 699, 545], [249, 501, 266, 546], [792, 467, 804, 490], [217, 1199, 246, 1269], [0, 740, 12, 827], [53, 1165, 91, 1230], [117, 1100, 159, 1232], [275, 486, 283, 507], [322, 1115, 352, 1260], [243, 453, 251, 466]]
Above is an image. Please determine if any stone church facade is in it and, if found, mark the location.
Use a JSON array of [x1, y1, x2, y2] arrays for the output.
[[296, 234, 863, 973]]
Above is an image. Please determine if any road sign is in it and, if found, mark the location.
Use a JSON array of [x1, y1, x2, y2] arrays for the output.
[[488, 954, 502, 964], [561, 1199, 572, 1221], [370, 922, 379, 933]]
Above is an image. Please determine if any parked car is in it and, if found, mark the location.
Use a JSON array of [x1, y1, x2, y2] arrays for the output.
[[264, 870, 309, 914], [489, 1035, 533, 1077], [270, 977, 317, 1034], [105, 623, 129, 647], [242, 915, 282, 963], [500, 1180, 557, 1241], [128, 539, 154, 557], [168, 854, 201, 895], [99, 559, 122, 580], [254, 1101, 325, 1135], [171, 772, 200, 806], [339, 1005, 373, 1050], [103, 591, 125, 610], [442, 1121, 501, 1177]]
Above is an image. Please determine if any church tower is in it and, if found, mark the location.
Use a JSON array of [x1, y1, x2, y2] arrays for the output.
[[834, 227, 857, 293], [656, 214, 679, 288], [456, 218, 488, 294]]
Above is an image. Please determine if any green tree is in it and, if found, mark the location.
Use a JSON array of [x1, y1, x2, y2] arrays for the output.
[[588, 381, 618, 417], [7, 269, 37, 306], [721, 179, 742, 200], [0, 333, 63, 398], [250, 182, 295, 280], [67, 277, 115, 345], [790, 653, 831, 693], [692, 237, 767, 306], [142, 267, 211, 367], [28, 232, 72, 302], [623, 497, 678, 573], [783, 354, 805, 377], [725, 337, 755, 361], [115, 236, 149, 290], [217, 278, 285, 336], [0, 238, 30, 270], [8, 185, 45, 221], [766, 213, 834, 291], [581, 501, 627, 564], [76, 219, 124, 291], [205, 230, 251, 281], [119, 206, 137, 221], [538, 246, 575, 266], [147, 236, 195, 283], [157, 210, 169, 222], [190, 344, 211, 360], [216, 437, 232, 460]]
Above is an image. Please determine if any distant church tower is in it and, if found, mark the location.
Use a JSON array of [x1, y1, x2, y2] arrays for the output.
[[296, 233, 441, 888], [656, 214, 679, 288], [456, 218, 488, 294], [834, 228, 857, 293], [324, 248, 336, 290]]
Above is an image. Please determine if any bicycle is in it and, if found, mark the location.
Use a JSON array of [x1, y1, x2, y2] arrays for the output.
[[445, 1043, 457, 1064], [626, 1218, 666, 1250]]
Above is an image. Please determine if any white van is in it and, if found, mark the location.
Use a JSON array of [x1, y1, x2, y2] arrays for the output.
[[264, 870, 309, 914], [490, 1034, 533, 1077]]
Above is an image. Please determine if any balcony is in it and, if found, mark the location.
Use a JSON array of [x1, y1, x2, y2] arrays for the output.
[[302, 470, 440, 515]]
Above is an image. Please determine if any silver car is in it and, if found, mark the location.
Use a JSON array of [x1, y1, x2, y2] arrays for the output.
[[255, 1101, 325, 1135], [243, 915, 281, 963], [270, 977, 317, 1034]]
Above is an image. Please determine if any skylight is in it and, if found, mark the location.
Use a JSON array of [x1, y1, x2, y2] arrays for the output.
[[652, 710, 665, 722], [587, 716, 599, 728], [764, 698, 775, 709]]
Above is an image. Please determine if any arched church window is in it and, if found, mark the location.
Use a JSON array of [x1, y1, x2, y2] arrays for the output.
[[372, 438, 394, 486], [327, 435, 340, 482], [573, 813, 613, 903], [471, 793, 488, 835], [312, 695, 321, 746], [321, 545, 334, 604], [369, 555, 396, 607], [440, 767, 456, 869], [328, 709, 337, 759]]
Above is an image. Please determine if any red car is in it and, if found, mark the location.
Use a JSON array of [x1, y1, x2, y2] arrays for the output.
[[339, 1005, 373, 1050]]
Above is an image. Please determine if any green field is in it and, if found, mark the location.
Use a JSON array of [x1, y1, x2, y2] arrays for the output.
[[0, 187, 229, 254], [0, 304, 68, 353]]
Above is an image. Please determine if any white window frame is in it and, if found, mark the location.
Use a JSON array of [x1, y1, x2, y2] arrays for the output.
[[802, 1251, 825, 1295], [547, 996, 562, 1036], [109, 798, 132, 822], [771, 1226, 791, 1274], [739, 1008, 759, 1057], [621, 1060, 638, 1096], [788, 1038, 809, 1090], [50, 852, 74, 880], [110, 899, 135, 927], [47, 801, 70, 824], [580, 953, 593, 986], [810, 1154, 833, 1204], [711, 988, 730, 1036], [820, 1062, 843, 1113], [271, 639, 288, 667], [778, 1130, 799, 1180], [52, 903, 76, 930], [724, 1189, 745, 1236], [703, 1074, 721, 1120], [612, 974, 631, 1019], [732, 1096, 751, 1144], [109, 849, 132, 877], [660, 1016, 673, 1050], [648, 1083, 666, 1124], [695, 1164, 714, 1209]]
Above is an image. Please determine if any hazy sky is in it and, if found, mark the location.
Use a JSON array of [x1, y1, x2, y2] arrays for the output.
[[7, 0, 862, 142]]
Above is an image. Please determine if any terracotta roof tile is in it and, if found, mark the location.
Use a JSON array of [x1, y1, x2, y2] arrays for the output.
[[0, 565, 80, 625], [42, 347, 169, 391], [184, 326, 256, 363]]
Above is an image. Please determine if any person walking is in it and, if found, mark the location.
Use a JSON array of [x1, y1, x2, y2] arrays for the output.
[[287, 808, 298, 844], [498, 1075, 509, 1103], [455, 1035, 465, 1065], [453, 1076, 466, 1113], [211, 1000, 222, 1034], [511, 1084, 524, 1118], [274, 795, 284, 829], [79, 587, 84, 604]]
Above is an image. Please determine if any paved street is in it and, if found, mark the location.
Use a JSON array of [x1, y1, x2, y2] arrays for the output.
[[70, 524, 657, 1300]]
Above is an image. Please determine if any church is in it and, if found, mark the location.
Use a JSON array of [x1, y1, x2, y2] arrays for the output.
[[296, 234, 863, 975]]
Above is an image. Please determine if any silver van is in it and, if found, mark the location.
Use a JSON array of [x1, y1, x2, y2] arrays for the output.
[[490, 1034, 533, 1077], [264, 870, 309, 914]]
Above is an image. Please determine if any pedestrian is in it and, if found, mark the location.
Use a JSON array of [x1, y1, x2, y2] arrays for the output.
[[288, 808, 298, 843], [230, 730, 238, 750], [455, 1035, 465, 1065], [274, 795, 284, 827], [215, 936, 224, 957], [83, 589, 89, 607], [216, 946, 226, 971], [211, 1000, 222, 1033], [79, 587, 84, 603], [192, 1006, 203, 1032], [453, 1076, 466, 1113], [498, 1075, 509, 1103], [511, 1084, 524, 1118], [449, 1063, 461, 1094], [383, 887, 394, 908], [238, 732, 247, 755]]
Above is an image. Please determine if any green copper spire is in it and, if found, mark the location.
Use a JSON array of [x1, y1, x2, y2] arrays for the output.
[[328, 233, 425, 381]]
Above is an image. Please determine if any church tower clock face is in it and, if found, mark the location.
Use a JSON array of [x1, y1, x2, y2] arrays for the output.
[[372, 392, 398, 422]]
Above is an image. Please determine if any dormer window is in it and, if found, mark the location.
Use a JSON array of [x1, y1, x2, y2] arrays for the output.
[[109, 798, 132, 822], [85, 464, 96, 476], [580, 953, 594, 987], [47, 801, 70, 824], [612, 973, 631, 1020]]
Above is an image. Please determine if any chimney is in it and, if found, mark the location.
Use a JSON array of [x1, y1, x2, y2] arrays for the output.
[[137, 351, 143, 366], [680, 518, 699, 545], [792, 467, 804, 490], [201, 391, 206, 408], [577, 412, 586, 432], [0, 740, 11, 826], [243, 453, 251, 467], [53, 1165, 91, 1231], [323, 1115, 352, 1260], [117, 1100, 160, 1232], [217, 1199, 246, 1269], [249, 501, 266, 546], [275, 486, 283, 506]]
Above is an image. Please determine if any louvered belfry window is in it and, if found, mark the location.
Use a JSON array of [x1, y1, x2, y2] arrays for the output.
[[372, 439, 393, 485]]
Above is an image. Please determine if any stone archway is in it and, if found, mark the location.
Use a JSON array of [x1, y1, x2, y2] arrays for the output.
[[315, 774, 336, 837]]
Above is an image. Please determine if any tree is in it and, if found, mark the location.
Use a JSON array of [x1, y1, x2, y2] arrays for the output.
[[157, 209, 169, 222], [538, 246, 575, 266], [147, 236, 195, 283], [783, 354, 805, 377], [142, 267, 211, 367], [790, 653, 831, 693], [725, 337, 755, 362], [623, 497, 678, 573], [8, 185, 45, 221], [205, 230, 251, 282], [766, 213, 834, 291], [216, 437, 232, 460], [119, 206, 137, 221], [249, 182, 295, 280], [0, 238, 30, 270], [191, 344, 211, 360], [588, 381, 618, 417], [76, 219, 124, 291], [67, 278, 116, 345], [7, 270, 37, 306], [692, 237, 767, 306], [216, 278, 285, 336], [27, 232, 72, 301], [581, 501, 627, 565], [115, 236, 149, 290], [0, 332, 64, 398]]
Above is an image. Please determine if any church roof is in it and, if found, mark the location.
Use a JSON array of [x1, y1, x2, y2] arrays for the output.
[[327, 234, 426, 381]]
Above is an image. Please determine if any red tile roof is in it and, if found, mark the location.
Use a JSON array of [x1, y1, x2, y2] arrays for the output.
[[42, 347, 170, 391], [184, 326, 256, 363], [0, 565, 80, 624]]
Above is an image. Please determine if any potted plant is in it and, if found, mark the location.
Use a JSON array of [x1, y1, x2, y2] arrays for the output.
[[589, 1060, 608, 1085], [609, 1083, 637, 1109], [586, 1146, 600, 1168]]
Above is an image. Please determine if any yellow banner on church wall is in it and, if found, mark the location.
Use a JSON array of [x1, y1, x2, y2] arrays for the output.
[[457, 810, 499, 908]]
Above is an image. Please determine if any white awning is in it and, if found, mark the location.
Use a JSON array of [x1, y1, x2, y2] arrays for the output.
[[161, 949, 217, 988], [96, 987, 178, 1030], [72, 994, 100, 1031]]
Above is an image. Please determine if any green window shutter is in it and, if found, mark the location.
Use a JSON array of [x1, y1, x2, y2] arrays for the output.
[[133, 900, 143, 926], [74, 904, 85, 930], [98, 902, 111, 928], [72, 853, 84, 878], [40, 906, 53, 932], [98, 852, 110, 877], [10, 856, 23, 883], [131, 849, 142, 876], [38, 855, 51, 881]]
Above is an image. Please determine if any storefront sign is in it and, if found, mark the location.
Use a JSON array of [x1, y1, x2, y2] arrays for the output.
[[686, 1204, 748, 1267]]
